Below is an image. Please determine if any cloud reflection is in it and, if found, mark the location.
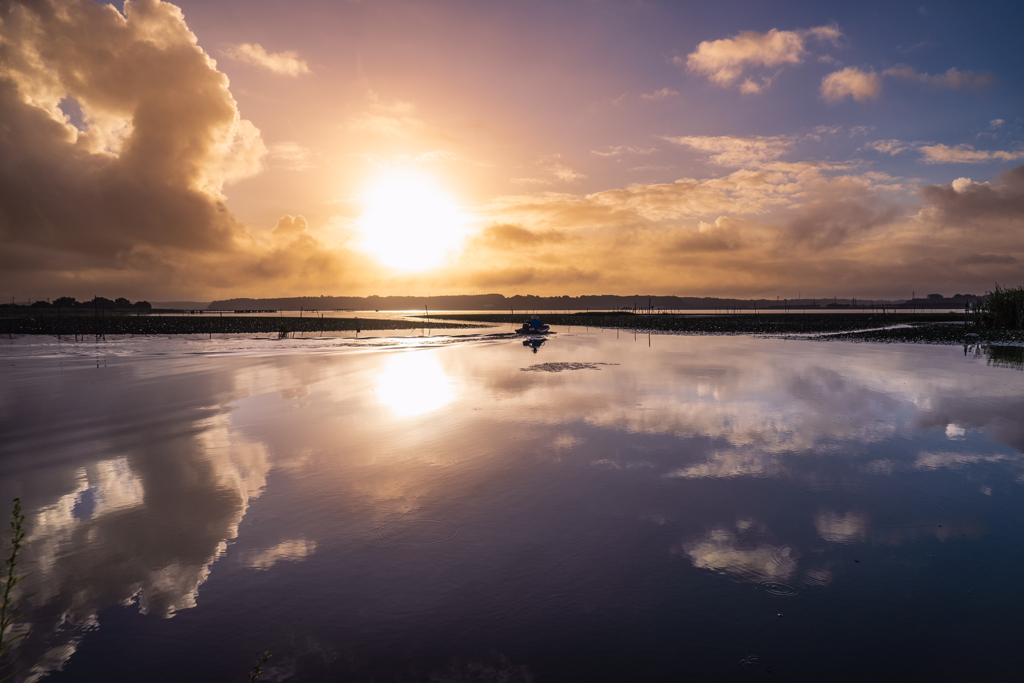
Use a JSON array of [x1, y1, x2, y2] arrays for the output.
[[242, 538, 317, 570], [679, 527, 798, 582], [467, 337, 1024, 482], [4, 363, 274, 680], [815, 509, 870, 543], [3, 334, 1022, 676]]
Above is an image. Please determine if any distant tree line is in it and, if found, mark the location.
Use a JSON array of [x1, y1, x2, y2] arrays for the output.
[[1, 296, 151, 310]]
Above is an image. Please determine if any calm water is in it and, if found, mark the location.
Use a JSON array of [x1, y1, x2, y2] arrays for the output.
[[1, 329, 1022, 682]]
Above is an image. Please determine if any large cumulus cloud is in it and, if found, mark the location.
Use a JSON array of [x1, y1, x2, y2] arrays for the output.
[[0, 0, 261, 254], [0, 0, 363, 299]]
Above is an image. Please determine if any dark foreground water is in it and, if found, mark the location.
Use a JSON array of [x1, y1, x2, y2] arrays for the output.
[[1, 329, 1023, 682]]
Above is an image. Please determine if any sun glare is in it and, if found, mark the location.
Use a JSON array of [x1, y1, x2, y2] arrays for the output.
[[375, 352, 455, 417], [356, 171, 471, 271]]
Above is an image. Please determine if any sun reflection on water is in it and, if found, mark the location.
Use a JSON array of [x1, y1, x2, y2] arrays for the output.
[[375, 351, 455, 417]]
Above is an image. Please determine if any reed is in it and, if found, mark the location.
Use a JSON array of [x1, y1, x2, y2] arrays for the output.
[[982, 285, 1024, 330], [0, 499, 28, 683], [248, 650, 271, 682]]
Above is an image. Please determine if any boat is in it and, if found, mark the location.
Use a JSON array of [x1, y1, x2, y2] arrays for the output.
[[515, 316, 550, 335]]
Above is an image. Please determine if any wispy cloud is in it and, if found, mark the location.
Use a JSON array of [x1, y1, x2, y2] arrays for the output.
[[882, 65, 996, 89], [591, 145, 657, 157], [630, 164, 674, 172], [919, 144, 1024, 164], [358, 150, 470, 169], [348, 92, 427, 138], [823, 63, 995, 104], [663, 134, 796, 167], [222, 43, 311, 76], [862, 136, 1024, 164], [510, 177, 553, 187], [897, 40, 939, 54], [863, 140, 912, 155], [269, 142, 313, 170], [541, 154, 587, 182], [640, 87, 679, 101]]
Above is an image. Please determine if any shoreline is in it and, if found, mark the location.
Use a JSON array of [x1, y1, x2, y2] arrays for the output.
[[2, 312, 1021, 346], [0, 316, 483, 336], [424, 312, 1024, 345]]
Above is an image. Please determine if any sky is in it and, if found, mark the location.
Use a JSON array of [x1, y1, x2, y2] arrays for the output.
[[1, 0, 1022, 302]]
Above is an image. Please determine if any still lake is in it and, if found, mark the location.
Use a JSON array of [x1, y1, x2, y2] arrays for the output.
[[1, 328, 1023, 682]]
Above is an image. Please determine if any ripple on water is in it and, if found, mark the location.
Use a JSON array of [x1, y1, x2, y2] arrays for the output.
[[758, 581, 799, 597], [377, 519, 463, 545]]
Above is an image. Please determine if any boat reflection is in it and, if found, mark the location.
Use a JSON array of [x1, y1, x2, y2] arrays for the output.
[[522, 337, 546, 353]]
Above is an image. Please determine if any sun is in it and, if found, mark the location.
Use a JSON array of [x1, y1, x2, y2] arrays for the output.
[[356, 170, 471, 271]]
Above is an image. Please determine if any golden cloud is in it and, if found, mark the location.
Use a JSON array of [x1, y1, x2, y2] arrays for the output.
[[664, 134, 796, 167], [684, 25, 841, 91], [821, 67, 881, 103], [919, 144, 1024, 164]]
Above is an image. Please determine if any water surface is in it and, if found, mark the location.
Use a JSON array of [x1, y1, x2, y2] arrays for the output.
[[1, 330, 1022, 681]]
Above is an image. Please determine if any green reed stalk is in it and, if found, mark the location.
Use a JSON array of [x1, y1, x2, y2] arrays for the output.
[[0, 499, 28, 682], [248, 650, 271, 682]]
